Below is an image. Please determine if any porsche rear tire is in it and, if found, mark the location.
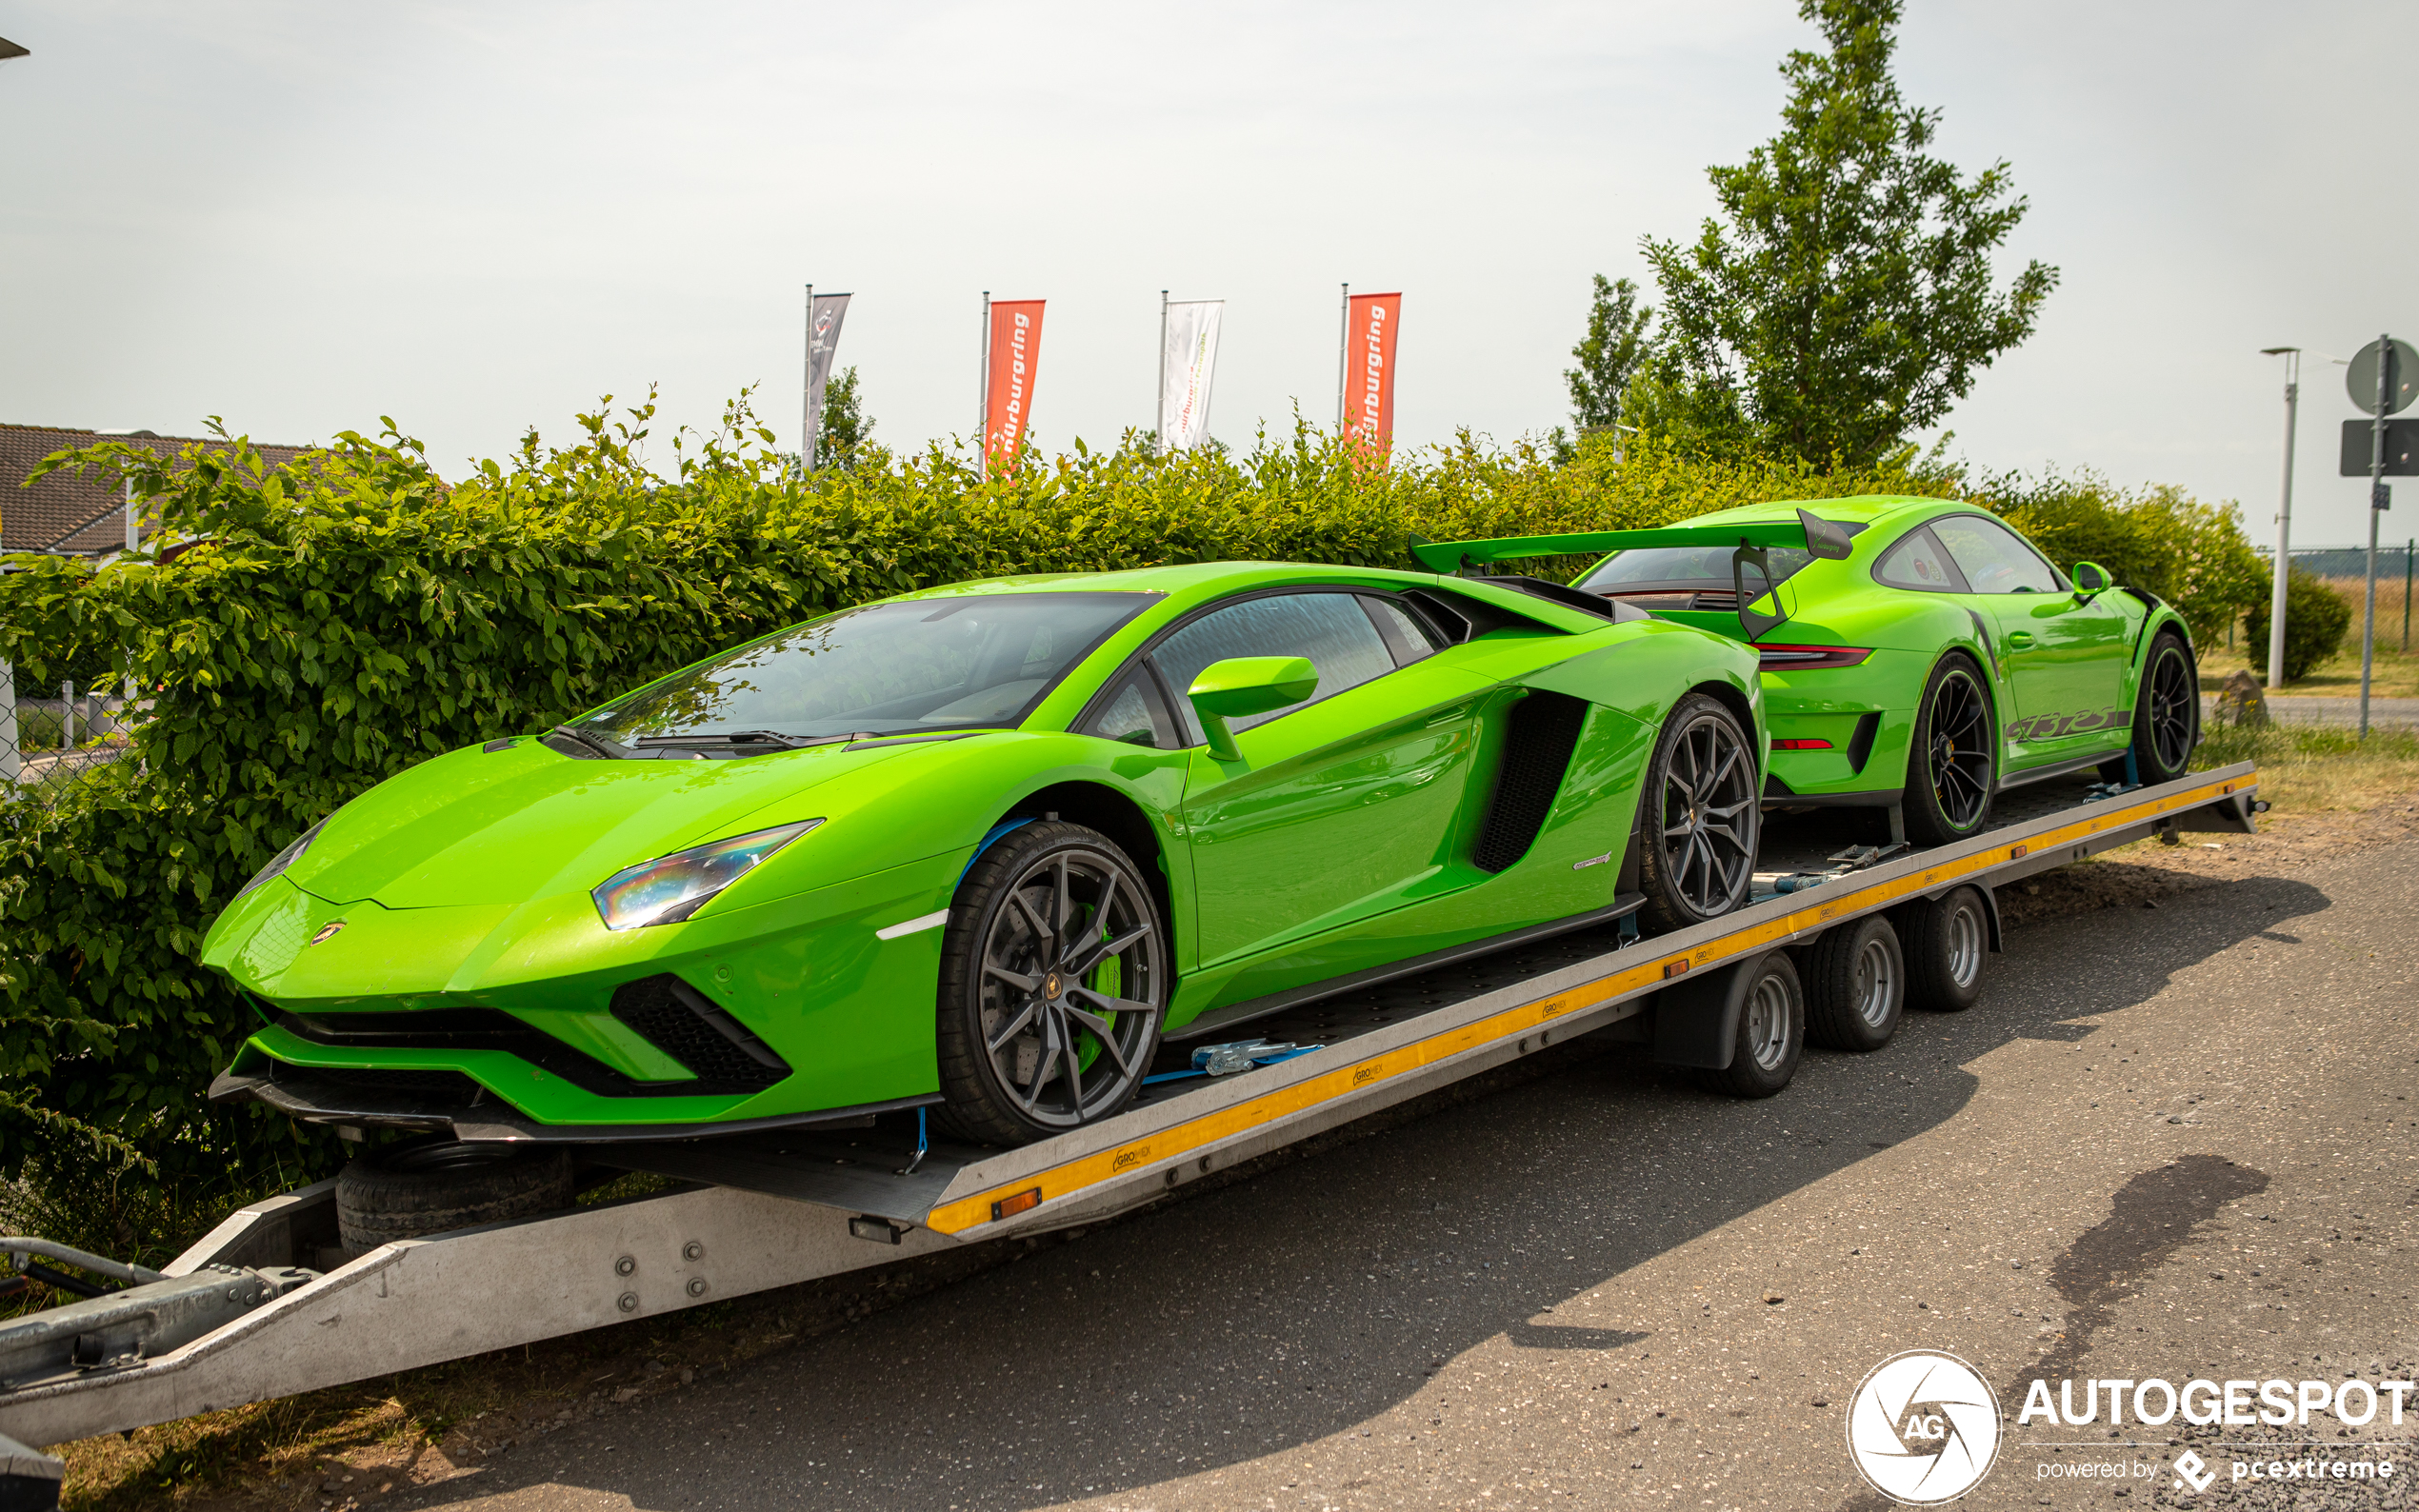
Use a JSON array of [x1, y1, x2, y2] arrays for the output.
[[934, 821, 1169, 1147], [1635, 693, 1760, 933], [2100, 629, 2197, 786], [1903, 653, 1996, 847]]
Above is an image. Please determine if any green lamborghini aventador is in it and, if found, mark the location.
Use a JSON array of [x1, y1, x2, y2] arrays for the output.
[[206, 561, 1766, 1146], [1415, 495, 2201, 847]]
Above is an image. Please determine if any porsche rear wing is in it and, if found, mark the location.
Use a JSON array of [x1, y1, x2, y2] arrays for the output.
[[1414, 510, 1856, 638], [0, 764, 2263, 1459]]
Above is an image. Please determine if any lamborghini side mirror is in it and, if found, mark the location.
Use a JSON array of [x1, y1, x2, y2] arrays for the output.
[[1189, 656, 1318, 761]]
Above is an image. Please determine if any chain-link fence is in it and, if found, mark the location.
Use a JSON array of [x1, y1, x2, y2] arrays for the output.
[[1, 659, 138, 807]]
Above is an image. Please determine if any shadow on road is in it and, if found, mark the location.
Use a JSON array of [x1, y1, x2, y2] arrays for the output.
[[399, 868, 2331, 1511]]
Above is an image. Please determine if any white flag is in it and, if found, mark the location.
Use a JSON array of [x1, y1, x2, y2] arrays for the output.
[[1159, 300, 1224, 452]]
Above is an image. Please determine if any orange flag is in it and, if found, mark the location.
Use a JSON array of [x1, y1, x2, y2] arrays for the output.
[[985, 299, 1046, 469], [1342, 291, 1402, 460]]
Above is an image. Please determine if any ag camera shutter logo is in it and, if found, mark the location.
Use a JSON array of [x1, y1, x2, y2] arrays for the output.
[[1847, 1350, 2004, 1503]]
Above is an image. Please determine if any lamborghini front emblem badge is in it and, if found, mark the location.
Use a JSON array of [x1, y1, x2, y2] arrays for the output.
[[309, 921, 347, 946]]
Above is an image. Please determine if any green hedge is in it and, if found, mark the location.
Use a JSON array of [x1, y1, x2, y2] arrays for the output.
[[1979, 469, 2268, 643], [0, 402, 1953, 1207]]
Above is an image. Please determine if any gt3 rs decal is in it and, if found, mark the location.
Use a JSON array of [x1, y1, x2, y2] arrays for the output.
[[2005, 706, 2132, 743]]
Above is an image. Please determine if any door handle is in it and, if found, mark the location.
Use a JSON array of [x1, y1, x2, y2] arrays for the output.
[[2005, 631, 2035, 648]]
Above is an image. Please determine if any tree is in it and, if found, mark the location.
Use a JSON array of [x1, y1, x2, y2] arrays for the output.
[[1639, 0, 2057, 467], [1566, 275, 1654, 432], [815, 366, 875, 469]]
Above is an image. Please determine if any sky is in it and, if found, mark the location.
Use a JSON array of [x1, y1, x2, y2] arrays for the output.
[[3, 0, 2415, 547]]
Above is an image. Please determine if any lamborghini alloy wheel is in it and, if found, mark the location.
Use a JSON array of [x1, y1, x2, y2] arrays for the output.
[[935, 821, 1168, 1145], [1636, 692, 1760, 932]]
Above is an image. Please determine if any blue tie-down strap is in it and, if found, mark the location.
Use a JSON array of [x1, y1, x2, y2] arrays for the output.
[[1143, 1041, 1322, 1085]]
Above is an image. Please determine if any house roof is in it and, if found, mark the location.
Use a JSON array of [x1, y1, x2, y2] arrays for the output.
[[2, 424, 311, 554]]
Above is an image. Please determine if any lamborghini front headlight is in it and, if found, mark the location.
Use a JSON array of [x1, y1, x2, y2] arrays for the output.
[[590, 820, 823, 930]]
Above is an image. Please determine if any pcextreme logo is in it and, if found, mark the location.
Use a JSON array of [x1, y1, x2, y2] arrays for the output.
[[1847, 1351, 2003, 1504]]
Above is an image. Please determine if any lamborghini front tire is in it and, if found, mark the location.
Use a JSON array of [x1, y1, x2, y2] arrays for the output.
[[934, 821, 1169, 1146]]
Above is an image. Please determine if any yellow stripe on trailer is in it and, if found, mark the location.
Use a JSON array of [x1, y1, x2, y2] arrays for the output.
[[924, 771, 2251, 1236]]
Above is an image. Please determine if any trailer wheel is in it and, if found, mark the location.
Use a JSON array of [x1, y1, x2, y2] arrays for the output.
[[336, 1136, 573, 1257], [935, 820, 1169, 1146], [1694, 952, 1803, 1099], [1900, 885, 1989, 1012], [1802, 915, 1905, 1052]]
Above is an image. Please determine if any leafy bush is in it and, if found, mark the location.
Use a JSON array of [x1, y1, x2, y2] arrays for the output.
[[1982, 469, 2267, 644], [2243, 567, 2353, 682]]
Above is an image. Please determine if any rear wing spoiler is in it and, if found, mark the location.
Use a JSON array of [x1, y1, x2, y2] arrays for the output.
[[1411, 508, 1855, 640]]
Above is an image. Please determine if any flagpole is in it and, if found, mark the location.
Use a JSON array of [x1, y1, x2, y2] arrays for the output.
[[812, 280, 822, 473], [1335, 283, 1349, 433], [980, 290, 991, 473], [1157, 289, 1170, 455]]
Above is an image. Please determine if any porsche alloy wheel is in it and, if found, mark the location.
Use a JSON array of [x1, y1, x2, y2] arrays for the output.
[[1637, 693, 1760, 931], [936, 822, 1168, 1145], [1904, 654, 1994, 846]]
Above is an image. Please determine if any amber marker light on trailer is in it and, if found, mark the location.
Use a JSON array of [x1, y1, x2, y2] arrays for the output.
[[992, 1188, 1042, 1222], [1755, 644, 1874, 669]]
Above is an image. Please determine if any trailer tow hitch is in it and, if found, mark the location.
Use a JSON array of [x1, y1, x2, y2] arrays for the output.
[[0, 1239, 317, 1391]]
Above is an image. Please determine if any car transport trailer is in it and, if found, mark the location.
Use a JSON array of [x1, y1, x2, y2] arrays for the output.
[[0, 762, 2264, 1487]]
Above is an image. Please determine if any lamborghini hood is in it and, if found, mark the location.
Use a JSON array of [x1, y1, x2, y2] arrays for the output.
[[283, 735, 984, 910]]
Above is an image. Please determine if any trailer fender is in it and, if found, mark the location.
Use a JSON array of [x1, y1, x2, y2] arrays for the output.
[[1650, 951, 1783, 1069]]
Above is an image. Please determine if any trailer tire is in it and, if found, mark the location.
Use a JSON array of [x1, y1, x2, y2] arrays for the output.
[[1899, 885, 1989, 1012], [336, 1137, 573, 1257], [1693, 953, 1804, 1099], [1802, 915, 1905, 1052]]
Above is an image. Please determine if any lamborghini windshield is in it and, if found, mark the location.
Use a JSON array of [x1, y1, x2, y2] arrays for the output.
[[570, 592, 1154, 746]]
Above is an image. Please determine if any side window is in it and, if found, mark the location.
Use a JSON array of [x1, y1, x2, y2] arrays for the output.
[[1152, 592, 1396, 735], [1873, 527, 1969, 593], [1360, 595, 1442, 666], [1930, 515, 2064, 594], [1079, 670, 1181, 749]]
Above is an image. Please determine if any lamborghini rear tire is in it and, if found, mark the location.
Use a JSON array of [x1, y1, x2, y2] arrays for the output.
[[1636, 693, 1761, 933], [934, 821, 1169, 1146]]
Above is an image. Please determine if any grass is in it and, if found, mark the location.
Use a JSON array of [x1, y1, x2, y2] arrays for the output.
[[2198, 574, 2419, 699], [2192, 720, 2419, 814]]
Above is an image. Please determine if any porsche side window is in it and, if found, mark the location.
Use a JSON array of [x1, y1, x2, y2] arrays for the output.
[[1152, 592, 1395, 735], [1081, 671, 1181, 749], [1873, 527, 1968, 594], [1930, 515, 2064, 594], [1361, 595, 1442, 666]]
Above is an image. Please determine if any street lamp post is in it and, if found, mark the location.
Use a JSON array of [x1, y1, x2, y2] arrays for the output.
[[2259, 347, 2301, 692]]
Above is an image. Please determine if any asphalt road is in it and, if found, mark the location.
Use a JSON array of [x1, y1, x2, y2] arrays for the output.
[[390, 834, 2419, 1512]]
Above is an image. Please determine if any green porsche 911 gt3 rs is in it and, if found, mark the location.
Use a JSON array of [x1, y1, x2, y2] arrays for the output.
[[206, 561, 1766, 1146], [1416, 495, 2201, 848]]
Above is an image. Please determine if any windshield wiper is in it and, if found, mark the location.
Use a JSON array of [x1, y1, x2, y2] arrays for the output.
[[631, 729, 880, 750], [548, 725, 624, 760]]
